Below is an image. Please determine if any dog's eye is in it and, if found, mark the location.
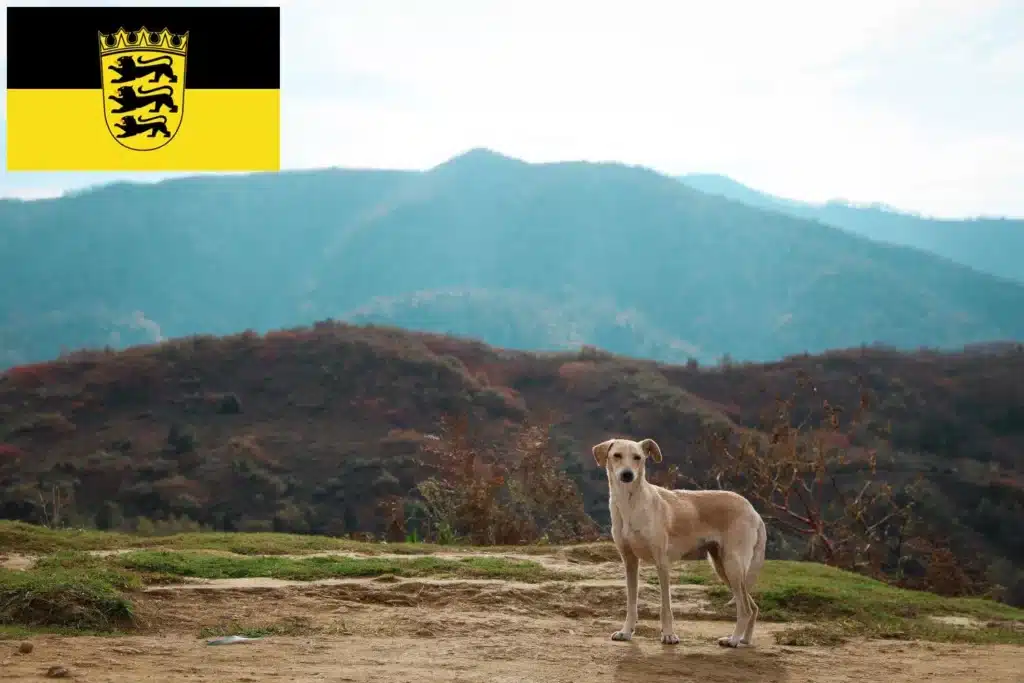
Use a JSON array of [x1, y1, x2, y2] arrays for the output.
[[612, 453, 621, 459], [633, 455, 641, 461]]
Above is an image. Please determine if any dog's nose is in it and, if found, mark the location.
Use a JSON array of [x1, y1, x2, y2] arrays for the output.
[[620, 470, 635, 483]]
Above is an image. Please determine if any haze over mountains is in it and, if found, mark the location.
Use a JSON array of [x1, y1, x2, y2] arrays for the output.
[[679, 173, 1024, 284], [2, 148, 1023, 369]]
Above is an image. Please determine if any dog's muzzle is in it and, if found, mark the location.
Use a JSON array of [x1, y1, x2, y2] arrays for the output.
[[618, 469, 635, 483]]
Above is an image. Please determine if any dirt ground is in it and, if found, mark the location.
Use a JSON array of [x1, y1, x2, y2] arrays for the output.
[[2, 553, 1023, 682]]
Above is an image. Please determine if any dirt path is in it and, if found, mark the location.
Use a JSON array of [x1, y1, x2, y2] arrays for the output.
[[2, 576, 1023, 682], [2, 550, 1022, 681], [4, 620, 1022, 682]]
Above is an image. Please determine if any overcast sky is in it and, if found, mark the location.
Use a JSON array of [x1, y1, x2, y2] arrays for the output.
[[2, 0, 1022, 218]]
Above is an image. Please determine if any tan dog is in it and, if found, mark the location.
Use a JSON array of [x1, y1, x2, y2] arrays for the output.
[[593, 438, 766, 648]]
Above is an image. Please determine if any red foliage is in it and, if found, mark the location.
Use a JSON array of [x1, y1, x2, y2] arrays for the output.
[[556, 361, 597, 389], [814, 430, 851, 449], [489, 385, 526, 411], [4, 362, 58, 388], [265, 330, 303, 343], [419, 413, 598, 545]]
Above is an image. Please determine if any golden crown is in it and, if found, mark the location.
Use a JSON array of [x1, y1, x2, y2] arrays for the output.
[[98, 27, 189, 55]]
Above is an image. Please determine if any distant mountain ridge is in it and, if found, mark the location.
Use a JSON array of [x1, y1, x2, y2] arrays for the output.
[[2, 148, 1024, 368], [678, 173, 1024, 283]]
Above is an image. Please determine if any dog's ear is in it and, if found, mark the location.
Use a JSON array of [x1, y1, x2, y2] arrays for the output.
[[592, 439, 615, 467], [640, 438, 662, 463]]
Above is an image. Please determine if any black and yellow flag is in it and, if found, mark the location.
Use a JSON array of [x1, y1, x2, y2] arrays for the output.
[[6, 6, 280, 171]]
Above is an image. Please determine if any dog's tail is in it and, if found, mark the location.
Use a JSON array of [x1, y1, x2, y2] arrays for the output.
[[747, 515, 767, 589]]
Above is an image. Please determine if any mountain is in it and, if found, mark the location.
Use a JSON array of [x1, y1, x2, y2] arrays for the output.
[[3, 148, 1024, 368], [0, 135, 186, 200], [679, 173, 1024, 283]]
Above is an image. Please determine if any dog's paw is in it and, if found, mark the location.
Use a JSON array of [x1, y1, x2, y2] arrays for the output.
[[660, 633, 680, 645], [717, 636, 742, 648], [611, 630, 633, 642]]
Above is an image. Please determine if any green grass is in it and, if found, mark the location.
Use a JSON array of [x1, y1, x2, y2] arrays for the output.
[[0, 521, 432, 556], [198, 616, 331, 639], [0, 564, 137, 632], [111, 550, 570, 583], [647, 571, 709, 587], [0, 521, 573, 557], [675, 559, 1024, 646]]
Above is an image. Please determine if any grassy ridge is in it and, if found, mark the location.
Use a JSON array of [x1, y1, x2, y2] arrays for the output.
[[0, 566, 136, 632], [0, 521, 561, 557], [0, 521, 433, 556], [669, 560, 1023, 623], [112, 550, 571, 583], [3, 523, 1024, 645], [671, 560, 1024, 645]]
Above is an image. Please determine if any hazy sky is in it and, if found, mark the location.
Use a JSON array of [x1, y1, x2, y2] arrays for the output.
[[2, 0, 1022, 218]]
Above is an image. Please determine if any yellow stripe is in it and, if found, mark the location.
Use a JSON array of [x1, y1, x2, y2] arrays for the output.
[[6, 89, 279, 171]]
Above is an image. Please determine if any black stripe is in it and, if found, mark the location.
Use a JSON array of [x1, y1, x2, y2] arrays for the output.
[[6, 6, 279, 90]]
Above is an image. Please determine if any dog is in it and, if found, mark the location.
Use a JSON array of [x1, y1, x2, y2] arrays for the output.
[[593, 437, 766, 648]]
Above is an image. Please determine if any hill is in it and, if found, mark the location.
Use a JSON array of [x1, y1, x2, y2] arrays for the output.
[[679, 173, 1024, 284], [1, 323, 1022, 601], [3, 149, 1024, 368]]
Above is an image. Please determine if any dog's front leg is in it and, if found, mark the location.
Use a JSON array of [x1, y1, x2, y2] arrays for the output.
[[655, 558, 679, 644], [611, 549, 638, 641]]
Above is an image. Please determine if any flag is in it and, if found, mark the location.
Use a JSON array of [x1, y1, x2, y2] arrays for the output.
[[5, 6, 280, 171]]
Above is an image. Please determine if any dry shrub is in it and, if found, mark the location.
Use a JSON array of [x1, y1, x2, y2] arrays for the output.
[[378, 495, 408, 542], [223, 434, 281, 470], [896, 538, 979, 597], [687, 370, 940, 585], [416, 413, 598, 545]]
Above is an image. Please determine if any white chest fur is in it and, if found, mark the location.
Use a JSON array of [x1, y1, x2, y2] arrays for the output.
[[609, 488, 658, 562]]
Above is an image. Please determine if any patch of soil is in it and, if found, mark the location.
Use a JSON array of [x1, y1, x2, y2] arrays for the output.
[[5, 615, 1023, 683], [0, 553, 36, 571], [136, 578, 719, 629], [5, 556, 1023, 681]]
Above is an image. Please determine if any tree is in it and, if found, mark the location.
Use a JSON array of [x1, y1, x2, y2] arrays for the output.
[[686, 371, 921, 579], [416, 413, 598, 545]]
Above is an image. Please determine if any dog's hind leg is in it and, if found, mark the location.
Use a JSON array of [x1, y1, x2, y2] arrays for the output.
[[739, 520, 766, 644], [740, 585, 760, 645], [711, 544, 741, 607], [724, 520, 766, 608], [611, 546, 639, 642], [706, 543, 729, 585], [655, 555, 679, 644], [717, 549, 755, 648]]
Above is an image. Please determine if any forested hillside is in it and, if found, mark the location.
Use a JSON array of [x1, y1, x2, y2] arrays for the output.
[[1, 324, 1021, 599], [3, 150, 1024, 368], [680, 173, 1024, 283]]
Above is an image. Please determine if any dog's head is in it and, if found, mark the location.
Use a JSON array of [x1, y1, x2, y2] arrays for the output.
[[592, 438, 662, 486]]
